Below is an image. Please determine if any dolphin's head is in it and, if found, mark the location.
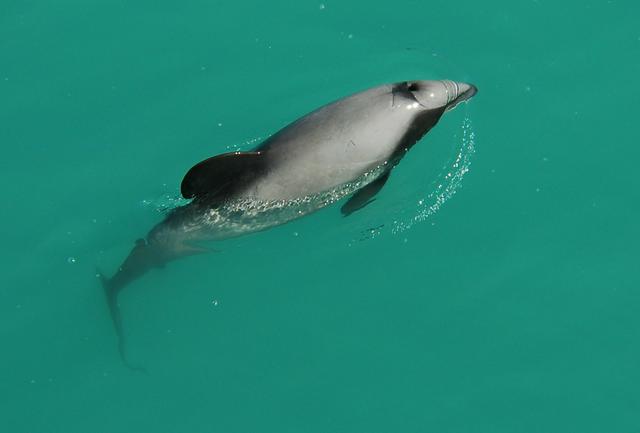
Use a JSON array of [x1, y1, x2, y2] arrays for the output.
[[393, 80, 477, 113], [386, 80, 477, 154]]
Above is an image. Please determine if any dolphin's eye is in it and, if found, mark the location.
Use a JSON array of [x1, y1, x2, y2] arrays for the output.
[[407, 82, 419, 91]]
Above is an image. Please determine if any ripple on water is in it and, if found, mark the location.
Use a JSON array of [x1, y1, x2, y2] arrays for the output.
[[392, 116, 476, 234]]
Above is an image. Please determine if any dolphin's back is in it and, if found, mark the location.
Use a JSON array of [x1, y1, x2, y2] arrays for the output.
[[181, 83, 432, 203], [246, 84, 414, 200]]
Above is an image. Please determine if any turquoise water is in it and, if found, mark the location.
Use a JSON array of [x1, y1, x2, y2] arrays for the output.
[[2, 1, 639, 432]]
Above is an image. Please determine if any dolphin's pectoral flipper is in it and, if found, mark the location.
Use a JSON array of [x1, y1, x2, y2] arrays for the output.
[[181, 151, 265, 201], [341, 171, 391, 216]]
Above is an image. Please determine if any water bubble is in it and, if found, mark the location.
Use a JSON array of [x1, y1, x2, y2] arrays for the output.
[[319, 3, 326, 10], [67, 257, 77, 264], [211, 299, 219, 306]]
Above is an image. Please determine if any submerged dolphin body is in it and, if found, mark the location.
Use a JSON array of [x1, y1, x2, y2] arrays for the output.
[[100, 80, 477, 367]]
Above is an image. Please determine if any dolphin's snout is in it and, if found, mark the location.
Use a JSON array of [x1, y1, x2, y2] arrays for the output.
[[443, 80, 477, 111], [458, 82, 478, 101]]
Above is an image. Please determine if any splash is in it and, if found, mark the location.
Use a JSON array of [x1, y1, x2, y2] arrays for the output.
[[392, 117, 476, 234], [224, 136, 264, 152], [188, 165, 389, 240], [140, 193, 189, 213]]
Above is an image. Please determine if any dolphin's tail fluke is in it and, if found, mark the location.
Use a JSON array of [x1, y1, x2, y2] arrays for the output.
[[97, 238, 163, 372], [98, 268, 148, 373], [98, 237, 208, 371]]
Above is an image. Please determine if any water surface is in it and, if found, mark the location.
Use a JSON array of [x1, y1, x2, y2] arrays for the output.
[[1, 1, 639, 432]]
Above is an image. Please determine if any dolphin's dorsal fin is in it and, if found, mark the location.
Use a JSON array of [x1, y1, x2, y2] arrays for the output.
[[181, 151, 265, 200], [341, 171, 391, 216]]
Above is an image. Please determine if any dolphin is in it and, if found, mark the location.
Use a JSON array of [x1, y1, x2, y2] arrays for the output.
[[99, 79, 477, 368]]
